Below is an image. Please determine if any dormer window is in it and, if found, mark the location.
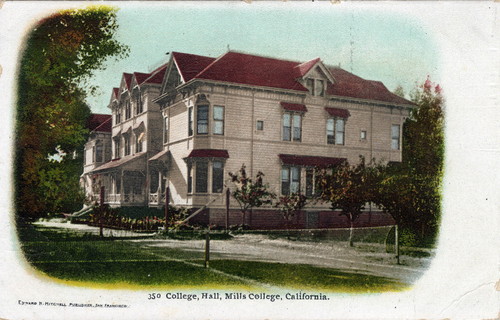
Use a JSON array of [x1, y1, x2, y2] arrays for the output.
[[306, 78, 325, 96]]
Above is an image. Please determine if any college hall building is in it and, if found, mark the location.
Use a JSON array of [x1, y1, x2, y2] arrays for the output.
[[81, 51, 414, 229]]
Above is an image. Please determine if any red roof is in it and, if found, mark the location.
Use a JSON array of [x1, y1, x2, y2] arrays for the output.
[[93, 117, 112, 133], [281, 102, 308, 113], [324, 107, 350, 118], [279, 154, 346, 167], [144, 63, 168, 84], [172, 52, 216, 82], [123, 73, 133, 90], [194, 51, 309, 92], [112, 87, 119, 99], [87, 114, 112, 131], [294, 58, 320, 77], [327, 67, 412, 105], [133, 72, 151, 85], [187, 149, 229, 158]]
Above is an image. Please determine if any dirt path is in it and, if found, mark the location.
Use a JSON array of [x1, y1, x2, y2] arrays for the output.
[[35, 221, 432, 285], [141, 234, 432, 284]]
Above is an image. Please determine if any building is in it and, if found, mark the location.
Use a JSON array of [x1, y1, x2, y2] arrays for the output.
[[81, 113, 112, 203], [86, 51, 414, 229]]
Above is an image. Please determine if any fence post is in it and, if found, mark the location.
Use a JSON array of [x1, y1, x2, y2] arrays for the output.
[[99, 186, 105, 238], [204, 231, 210, 268], [395, 224, 400, 264], [164, 186, 170, 232], [225, 188, 230, 231]]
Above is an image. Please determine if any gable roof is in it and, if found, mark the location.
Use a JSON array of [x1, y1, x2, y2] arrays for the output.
[[86, 114, 112, 132], [172, 52, 216, 82], [327, 67, 412, 105], [112, 87, 119, 100], [294, 58, 321, 77], [194, 51, 309, 92], [144, 63, 168, 84], [133, 72, 151, 86]]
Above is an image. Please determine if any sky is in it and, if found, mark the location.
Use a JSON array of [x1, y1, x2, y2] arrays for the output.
[[86, 2, 439, 114]]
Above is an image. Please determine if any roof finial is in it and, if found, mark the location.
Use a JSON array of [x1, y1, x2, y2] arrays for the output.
[[227, 44, 230, 52]]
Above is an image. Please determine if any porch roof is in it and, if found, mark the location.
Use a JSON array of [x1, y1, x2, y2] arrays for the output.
[[278, 154, 346, 167], [91, 152, 146, 173], [149, 149, 170, 161]]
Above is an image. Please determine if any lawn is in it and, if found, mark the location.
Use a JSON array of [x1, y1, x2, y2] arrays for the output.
[[18, 223, 408, 292]]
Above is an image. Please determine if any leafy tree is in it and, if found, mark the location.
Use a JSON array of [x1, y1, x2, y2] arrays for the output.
[[275, 193, 307, 230], [375, 78, 444, 245], [228, 164, 276, 226], [316, 157, 380, 246], [15, 6, 129, 220], [393, 84, 406, 99]]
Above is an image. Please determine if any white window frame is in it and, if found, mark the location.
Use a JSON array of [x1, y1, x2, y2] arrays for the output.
[[282, 112, 302, 142], [391, 124, 401, 150], [213, 105, 224, 135], [327, 117, 346, 145]]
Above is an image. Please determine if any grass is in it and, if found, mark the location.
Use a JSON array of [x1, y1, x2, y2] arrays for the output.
[[206, 260, 407, 293], [18, 223, 409, 292]]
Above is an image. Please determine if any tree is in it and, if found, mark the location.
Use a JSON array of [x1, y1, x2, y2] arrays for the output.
[[15, 6, 129, 220], [228, 165, 276, 226], [316, 157, 380, 246], [393, 84, 406, 99], [375, 78, 444, 245], [275, 193, 307, 230]]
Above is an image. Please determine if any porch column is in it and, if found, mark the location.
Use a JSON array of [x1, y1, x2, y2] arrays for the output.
[[120, 169, 124, 202]]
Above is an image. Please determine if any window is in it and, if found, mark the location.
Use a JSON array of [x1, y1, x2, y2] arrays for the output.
[[115, 109, 121, 125], [305, 168, 315, 197], [315, 79, 325, 96], [125, 100, 131, 120], [307, 78, 325, 96], [213, 106, 224, 135], [256, 120, 264, 131], [187, 164, 193, 194], [195, 161, 208, 193], [391, 124, 400, 150], [163, 116, 168, 143], [212, 161, 224, 193], [136, 132, 144, 153], [114, 138, 121, 159], [306, 78, 315, 95], [95, 141, 103, 163], [360, 130, 367, 140], [283, 112, 302, 142], [327, 118, 345, 145], [188, 107, 193, 136], [135, 94, 143, 114], [281, 166, 300, 195], [197, 105, 209, 134], [124, 135, 131, 156]]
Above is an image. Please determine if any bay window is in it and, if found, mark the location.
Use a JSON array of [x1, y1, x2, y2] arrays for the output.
[[197, 105, 209, 134], [213, 106, 224, 135], [188, 107, 193, 136], [195, 161, 208, 193], [212, 161, 224, 193]]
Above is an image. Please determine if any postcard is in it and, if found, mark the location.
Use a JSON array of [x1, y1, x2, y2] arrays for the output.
[[0, 1, 498, 319]]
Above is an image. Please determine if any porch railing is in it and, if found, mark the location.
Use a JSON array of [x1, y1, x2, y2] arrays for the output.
[[148, 192, 166, 205]]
